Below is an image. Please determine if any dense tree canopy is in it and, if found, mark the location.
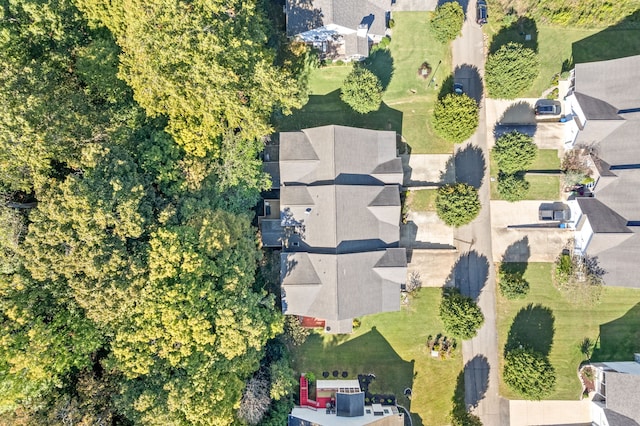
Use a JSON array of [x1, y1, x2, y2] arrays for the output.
[[433, 93, 479, 143], [430, 2, 465, 43], [0, 0, 292, 424], [341, 67, 383, 114], [493, 131, 538, 174], [497, 172, 530, 202], [439, 289, 485, 339], [436, 183, 481, 227], [485, 42, 539, 99], [504, 348, 556, 399]]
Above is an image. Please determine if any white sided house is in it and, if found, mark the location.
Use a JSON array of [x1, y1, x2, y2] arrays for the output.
[[285, 0, 392, 60], [562, 55, 640, 288], [591, 354, 640, 426]]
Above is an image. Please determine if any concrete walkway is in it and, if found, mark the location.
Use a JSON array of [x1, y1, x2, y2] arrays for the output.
[[452, 2, 509, 424], [509, 400, 592, 426]]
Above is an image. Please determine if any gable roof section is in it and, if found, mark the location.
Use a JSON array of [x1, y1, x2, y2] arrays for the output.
[[281, 249, 406, 321], [605, 372, 640, 424], [280, 184, 401, 251], [594, 169, 640, 221], [286, 0, 389, 37], [574, 56, 640, 113], [280, 125, 402, 186], [573, 92, 622, 120], [577, 198, 631, 233]]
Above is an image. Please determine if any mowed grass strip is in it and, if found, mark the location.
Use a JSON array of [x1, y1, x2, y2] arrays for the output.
[[408, 189, 438, 212], [497, 263, 640, 400], [275, 12, 453, 154], [291, 288, 462, 426]]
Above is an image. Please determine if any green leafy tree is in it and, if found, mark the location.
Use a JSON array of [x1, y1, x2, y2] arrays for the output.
[[76, 0, 300, 157], [341, 67, 383, 114], [504, 348, 556, 399], [430, 2, 464, 43], [498, 267, 530, 299], [433, 94, 479, 143], [485, 42, 539, 99], [493, 131, 537, 174], [269, 358, 296, 401], [439, 289, 484, 340], [497, 172, 530, 202], [436, 183, 481, 227]]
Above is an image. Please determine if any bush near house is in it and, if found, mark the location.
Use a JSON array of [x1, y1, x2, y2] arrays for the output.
[[435, 183, 481, 227], [340, 67, 383, 114], [439, 289, 484, 340], [497, 172, 530, 202], [485, 42, 539, 99], [433, 93, 479, 143], [430, 2, 464, 43], [503, 347, 556, 400], [493, 131, 537, 174]]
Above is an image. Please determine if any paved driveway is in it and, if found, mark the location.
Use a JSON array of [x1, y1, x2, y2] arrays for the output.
[[391, 0, 437, 11], [509, 400, 591, 426], [491, 200, 572, 262], [401, 154, 455, 187]]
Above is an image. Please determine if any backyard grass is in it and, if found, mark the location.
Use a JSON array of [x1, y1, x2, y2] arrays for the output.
[[490, 149, 561, 200], [407, 189, 437, 212], [497, 263, 640, 400], [275, 12, 453, 154], [291, 288, 462, 426]]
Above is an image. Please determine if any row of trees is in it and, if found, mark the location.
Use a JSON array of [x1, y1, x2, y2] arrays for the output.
[[0, 0, 305, 424], [493, 131, 538, 201]]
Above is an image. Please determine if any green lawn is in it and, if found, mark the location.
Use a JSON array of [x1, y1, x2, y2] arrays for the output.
[[490, 149, 561, 200], [497, 263, 640, 400], [407, 189, 437, 212], [275, 12, 453, 154], [291, 288, 462, 426]]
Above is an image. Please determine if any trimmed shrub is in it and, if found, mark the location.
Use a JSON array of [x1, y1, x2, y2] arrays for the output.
[[430, 2, 464, 43], [485, 42, 539, 99], [340, 67, 383, 114], [439, 289, 485, 340], [497, 172, 530, 202], [433, 93, 479, 143], [435, 183, 481, 227], [504, 348, 556, 399], [493, 130, 537, 174]]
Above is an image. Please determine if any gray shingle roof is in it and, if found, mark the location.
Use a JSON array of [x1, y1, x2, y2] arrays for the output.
[[594, 169, 640, 221], [280, 184, 401, 252], [286, 0, 389, 37], [573, 92, 622, 120], [281, 249, 406, 321], [280, 125, 403, 186], [577, 198, 631, 233], [575, 55, 640, 113], [605, 372, 640, 424]]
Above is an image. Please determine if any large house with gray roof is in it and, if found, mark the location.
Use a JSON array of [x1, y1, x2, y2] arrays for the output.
[[285, 0, 392, 60], [591, 354, 640, 426], [563, 55, 640, 288], [259, 125, 406, 333]]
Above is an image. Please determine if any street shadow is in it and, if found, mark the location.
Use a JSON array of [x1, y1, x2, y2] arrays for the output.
[[572, 10, 640, 63], [450, 368, 483, 425], [444, 250, 489, 302], [294, 326, 417, 415], [489, 16, 539, 54], [454, 144, 486, 188], [438, 73, 455, 100], [496, 101, 536, 126], [505, 303, 555, 356], [591, 303, 640, 362], [364, 48, 394, 90], [274, 90, 403, 137], [500, 236, 530, 264], [454, 64, 484, 105], [464, 355, 490, 409]]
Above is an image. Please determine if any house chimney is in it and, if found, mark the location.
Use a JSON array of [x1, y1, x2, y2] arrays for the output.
[[357, 23, 368, 38]]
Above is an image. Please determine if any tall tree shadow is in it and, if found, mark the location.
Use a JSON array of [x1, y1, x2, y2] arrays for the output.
[[454, 144, 486, 189], [450, 366, 483, 425], [500, 236, 530, 264], [445, 250, 489, 302], [572, 9, 640, 63], [364, 48, 394, 91], [464, 355, 490, 409], [591, 303, 640, 362], [505, 303, 555, 356], [489, 16, 539, 54]]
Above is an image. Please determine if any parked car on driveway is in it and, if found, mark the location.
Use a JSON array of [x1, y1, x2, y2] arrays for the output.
[[476, 0, 488, 25], [534, 101, 561, 116], [453, 83, 463, 95]]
